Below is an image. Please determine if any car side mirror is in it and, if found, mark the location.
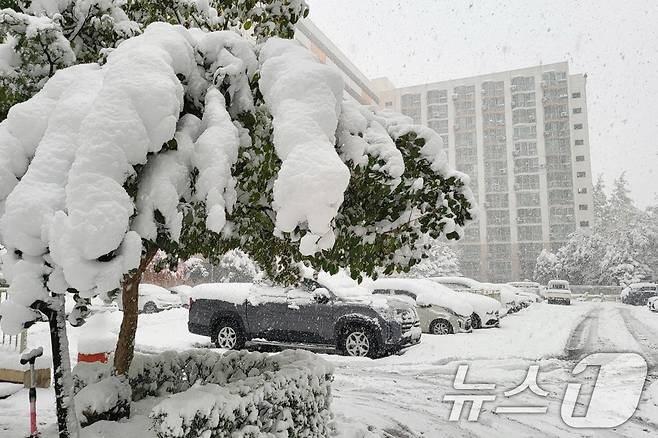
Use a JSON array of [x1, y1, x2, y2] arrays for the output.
[[313, 288, 331, 304]]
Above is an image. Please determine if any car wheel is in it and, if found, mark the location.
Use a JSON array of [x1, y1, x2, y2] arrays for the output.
[[470, 313, 482, 329], [430, 319, 453, 335], [213, 320, 245, 350], [143, 301, 158, 314], [340, 325, 377, 358]]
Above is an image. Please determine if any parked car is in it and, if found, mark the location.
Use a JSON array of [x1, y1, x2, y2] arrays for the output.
[[507, 281, 542, 301], [369, 278, 474, 335], [188, 279, 421, 358], [544, 280, 572, 305], [648, 296, 658, 312], [429, 276, 511, 315], [422, 278, 502, 328], [169, 284, 193, 308], [621, 283, 658, 306], [118, 284, 183, 313]]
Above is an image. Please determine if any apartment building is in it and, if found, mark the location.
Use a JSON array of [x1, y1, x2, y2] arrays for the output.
[[294, 19, 380, 106], [374, 63, 595, 282]]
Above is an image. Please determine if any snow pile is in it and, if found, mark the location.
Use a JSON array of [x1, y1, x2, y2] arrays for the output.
[[150, 349, 333, 438], [258, 37, 350, 256], [75, 375, 131, 427]]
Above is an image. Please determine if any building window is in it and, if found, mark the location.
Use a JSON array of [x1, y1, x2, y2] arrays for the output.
[[577, 171, 586, 178], [580, 220, 590, 227], [577, 187, 588, 194], [572, 92, 581, 98], [576, 155, 585, 162], [385, 101, 393, 107], [574, 123, 583, 129], [573, 107, 582, 114], [579, 204, 588, 210], [575, 139, 584, 145]]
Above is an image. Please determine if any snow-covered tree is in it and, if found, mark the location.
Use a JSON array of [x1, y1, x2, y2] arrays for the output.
[[534, 174, 658, 286], [591, 174, 610, 228], [0, 2, 475, 436], [397, 239, 461, 278], [0, 0, 306, 119], [184, 256, 210, 283], [214, 248, 261, 282], [533, 249, 559, 284]]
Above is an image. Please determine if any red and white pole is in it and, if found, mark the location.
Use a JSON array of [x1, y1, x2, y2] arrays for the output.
[[20, 347, 43, 438], [28, 363, 37, 437]]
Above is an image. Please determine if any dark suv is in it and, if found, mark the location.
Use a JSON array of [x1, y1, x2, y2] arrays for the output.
[[188, 279, 421, 358]]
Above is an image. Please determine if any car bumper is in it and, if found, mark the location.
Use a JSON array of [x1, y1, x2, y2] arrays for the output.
[[454, 316, 472, 333], [384, 321, 422, 352], [482, 316, 500, 328], [188, 321, 211, 336]]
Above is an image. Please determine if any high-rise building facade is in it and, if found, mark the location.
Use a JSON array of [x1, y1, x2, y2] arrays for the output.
[[294, 19, 380, 106], [374, 63, 595, 282]]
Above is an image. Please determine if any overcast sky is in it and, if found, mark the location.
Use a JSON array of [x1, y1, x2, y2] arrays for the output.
[[306, 0, 658, 208]]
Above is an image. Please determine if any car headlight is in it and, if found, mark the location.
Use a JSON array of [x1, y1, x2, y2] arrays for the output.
[[393, 308, 417, 323]]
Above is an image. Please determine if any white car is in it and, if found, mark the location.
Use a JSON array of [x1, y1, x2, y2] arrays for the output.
[[424, 278, 501, 328], [169, 284, 194, 308], [544, 280, 572, 305], [368, 278, 474, 335], [507, 281, 542, 301], [481, 283, 523, 314], [648, 296, 658, 312], [429, 276, 509, 314], [118, 284, 183, 313]]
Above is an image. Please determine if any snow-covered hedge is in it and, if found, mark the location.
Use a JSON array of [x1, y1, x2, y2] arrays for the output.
[[72, 349, 334, 434], [74, 375, 131, 427], [151, 349, 333, 438]]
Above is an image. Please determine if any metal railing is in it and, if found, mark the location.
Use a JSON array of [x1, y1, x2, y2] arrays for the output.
[[0, 287, 27, 353]]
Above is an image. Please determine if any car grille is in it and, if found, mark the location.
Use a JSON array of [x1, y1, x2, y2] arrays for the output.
[[401, 320, 420, 334]]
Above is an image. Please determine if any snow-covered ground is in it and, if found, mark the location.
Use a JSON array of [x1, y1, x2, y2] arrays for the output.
[[1, 301, 658, 437]]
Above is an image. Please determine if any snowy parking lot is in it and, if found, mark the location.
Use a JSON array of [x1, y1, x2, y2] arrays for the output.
[[2, 300, 657, 437]]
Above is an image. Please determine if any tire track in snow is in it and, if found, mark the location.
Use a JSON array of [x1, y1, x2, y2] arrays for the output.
[[619, 307, 658, 376], [564, 305, 600, 360]]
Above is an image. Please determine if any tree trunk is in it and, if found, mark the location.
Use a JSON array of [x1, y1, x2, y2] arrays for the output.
[[34, 295, 80, 438], [114, 247, 157, 375]]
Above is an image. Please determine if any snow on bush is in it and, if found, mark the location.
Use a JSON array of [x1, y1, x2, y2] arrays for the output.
[[72, 349, 333, 436], [150, 349, 333, 438], [74, 375, 131, 427]]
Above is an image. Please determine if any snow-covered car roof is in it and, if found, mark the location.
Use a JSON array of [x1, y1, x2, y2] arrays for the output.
[[140, 284, 175, 296], [507, 281, 540, 288], [626, 282, 657, 289], [547, 280, 569, 287], [429, 276, 483, 289], [368, 277, 473, 317], [169, 285, 193, 294], [481, 283, 520, 305], [190, 283, 253, 305]]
